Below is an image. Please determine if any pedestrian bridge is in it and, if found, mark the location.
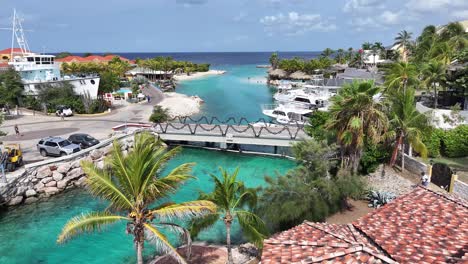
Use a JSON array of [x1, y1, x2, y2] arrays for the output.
[[142, 117, 309, 147]]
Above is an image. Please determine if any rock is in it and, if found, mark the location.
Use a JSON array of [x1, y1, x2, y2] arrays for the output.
[[31, 178, 39, 183], [25, 189, 37, 197], [57, 178, 70, 189], [45, 181, 57, 187], [96, 160, 105, 170], [16, 186, 27, 196], [71, 160, 81, 169], [101, 144, 113, 155], [57, 164, 71, 174], [8, 196, 23, 206], [36, 167, 52, 179], [34, 182, 45, 192], [90, 149, 104, 160], [66, 167, 84, 181], [52, 171, 64, 181], [238, 243, 259, 257], [43, 187, 59, 195], [24, 197, 38, 204], [74, 177, 87, 187], [41, 177, 53, 184]]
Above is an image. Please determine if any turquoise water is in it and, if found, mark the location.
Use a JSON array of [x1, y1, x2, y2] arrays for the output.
[[177, 65, 275, 121], [0, 148, 295, 264]]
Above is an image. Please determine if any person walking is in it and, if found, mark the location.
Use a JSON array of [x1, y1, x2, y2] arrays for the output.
[[60, 111, 65, 121], [14, 124, 20, 138]]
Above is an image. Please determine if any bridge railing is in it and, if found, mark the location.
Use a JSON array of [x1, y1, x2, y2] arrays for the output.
[[153, 116, 307, 140]]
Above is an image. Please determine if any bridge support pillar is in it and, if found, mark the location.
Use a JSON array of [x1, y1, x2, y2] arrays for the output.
[[274, 146, 278, 154]]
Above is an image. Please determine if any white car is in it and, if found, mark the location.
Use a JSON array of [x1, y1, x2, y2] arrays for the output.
[[56, 105, 73, 117]]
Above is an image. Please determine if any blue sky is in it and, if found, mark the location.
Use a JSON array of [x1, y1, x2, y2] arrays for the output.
[[0, 0, 467, 52]]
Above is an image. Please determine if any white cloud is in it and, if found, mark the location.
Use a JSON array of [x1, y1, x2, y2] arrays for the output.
[[406, 0, 467, 13], [451, 10, 468, 20], [343, 0, 385, 13], [380, 11, 401, 25], [260, 12, 337, 36]]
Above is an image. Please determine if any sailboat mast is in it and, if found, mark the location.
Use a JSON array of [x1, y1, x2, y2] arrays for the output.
[[10, 9, 16, 61]]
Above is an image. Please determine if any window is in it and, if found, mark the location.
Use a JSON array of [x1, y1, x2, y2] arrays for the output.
[[90, 80, 95, 85], [27, 57, 34, 62], [273, 111, 286, 116], [38, 140, 44, 145], [58, 140, 71, 147], [294, 97, 310, 103], [45, 141, 57, 147]]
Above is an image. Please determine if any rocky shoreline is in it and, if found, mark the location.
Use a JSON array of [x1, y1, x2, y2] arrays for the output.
[[0, 132, 140, 207]]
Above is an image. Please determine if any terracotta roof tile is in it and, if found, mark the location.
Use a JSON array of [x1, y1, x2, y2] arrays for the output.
[[354, 187, 468, 264]]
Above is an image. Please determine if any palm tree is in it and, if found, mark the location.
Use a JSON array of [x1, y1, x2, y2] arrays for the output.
[[388, 89, 429, 169], [384, 62, 419, 93], [190, 167, 268, 264], [269, 52, 279, 69], [321, 48, 335, 58], [57, 133, 216, 264], [431, 41, 455, 65], [336, 48, 345, 64], [362, 42, 372, 50], [326, 81, 388, 174], [394, 30, 413, 62], [440, 22, 467, 51], [422, 60, 447, 109]]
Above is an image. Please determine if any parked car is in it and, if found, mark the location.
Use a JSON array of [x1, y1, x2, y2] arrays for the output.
[[56, 105, 73, 117], [37, 137, 81, 157], [68, 133, 100, 149]]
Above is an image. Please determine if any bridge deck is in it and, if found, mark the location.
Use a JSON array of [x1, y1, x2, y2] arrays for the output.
[[154, 123, 309, 147]]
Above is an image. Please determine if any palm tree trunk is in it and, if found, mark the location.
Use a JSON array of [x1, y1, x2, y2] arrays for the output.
[[433, 83, 438, 109], [401, 142, 405, 170], [136, 241, 143, 264], [390, 133, 403, 166], [224, 214, 234, 264]]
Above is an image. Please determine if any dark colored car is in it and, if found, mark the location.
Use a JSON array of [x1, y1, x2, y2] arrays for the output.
[[68, 134, 100, 149]]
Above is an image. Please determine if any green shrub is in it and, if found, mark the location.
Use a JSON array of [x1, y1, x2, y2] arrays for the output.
[[442, 125, 468, 158], [359, 141, 390, 175], [423, 128, 444, 158], [149, 106, 169, 123]]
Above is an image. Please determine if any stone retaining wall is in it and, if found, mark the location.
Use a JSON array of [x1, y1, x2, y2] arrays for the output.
[[453, 180, 468, 200], [397, 153, 427, 175], [0, 132, 144, 207]]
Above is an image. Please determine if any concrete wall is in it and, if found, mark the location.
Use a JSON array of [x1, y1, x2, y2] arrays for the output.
[[453, 180, 468, 200], [398, 153, 428, 175]]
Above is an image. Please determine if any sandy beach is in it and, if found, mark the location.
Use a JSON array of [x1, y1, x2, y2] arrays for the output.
[[173, 70, 226, 81], [157, 92, 203, 117]]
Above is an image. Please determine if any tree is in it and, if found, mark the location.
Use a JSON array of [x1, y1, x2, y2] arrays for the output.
[[335, 48, 346, 64], [190, 167, 267, 264], [326, 81, 388, 174], [0, 68, 24, 106], [422, 60, 446, 109], [257, 140, 365, 231], [388, 89, 429, 170], [394, 30, 413, 62], [321, 48, 335, 58], [55, 52, 72, 59], [440, 22, 467, 52], [149, 105, 170, 123], [384, 62, 419, 93], [305, 111, 334, 143], [98, 71, 120, 94], [57, 133, 216, 264], [269, 52, 279, 69], [362, 42, 372, 50]]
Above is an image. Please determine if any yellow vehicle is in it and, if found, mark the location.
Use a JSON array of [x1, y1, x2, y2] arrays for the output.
[[4, 144, 23, 171]]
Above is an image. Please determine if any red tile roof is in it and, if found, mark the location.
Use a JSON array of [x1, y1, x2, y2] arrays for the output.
[[262, 222, 396, 263], [56, 55, 130, 63], [0, 48, 31, 54], [354, 187, 468, 264], [261, 187, 468, 264]]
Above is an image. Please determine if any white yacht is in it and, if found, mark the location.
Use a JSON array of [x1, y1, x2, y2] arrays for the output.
[[274, 87, 332, 110], [262, 103, 313, 125], [6, 10, 100, 98]]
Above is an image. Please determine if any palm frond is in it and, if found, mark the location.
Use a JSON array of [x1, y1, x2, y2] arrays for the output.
[[81, 161, 134, 210], [189, 213, 221, 239], [144, 223, 187, 264], [150, 200, 217, 221], [57, 211, 129, 243], [236, 210, 268, 248]]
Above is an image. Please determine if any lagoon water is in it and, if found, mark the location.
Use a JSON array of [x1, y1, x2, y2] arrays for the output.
[[0, 53, 309, 264]]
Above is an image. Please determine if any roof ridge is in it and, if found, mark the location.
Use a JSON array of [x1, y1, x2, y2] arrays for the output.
[[352, 224, 397, 262], [299, 245, 398, 264], [304, 221, 359, 245], [361, 247, 399, 264]]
